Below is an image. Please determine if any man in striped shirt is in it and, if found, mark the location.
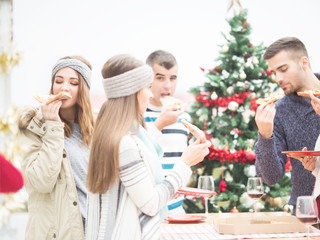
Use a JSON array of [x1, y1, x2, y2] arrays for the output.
[[144, 50, 191, 214]]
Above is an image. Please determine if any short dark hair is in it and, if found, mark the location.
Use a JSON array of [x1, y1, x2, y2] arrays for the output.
[[146, 50, 177, 70], [264, 37, 309, 60]]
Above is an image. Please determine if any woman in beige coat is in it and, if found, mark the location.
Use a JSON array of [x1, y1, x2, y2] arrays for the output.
[[19, 56, 94, 240]]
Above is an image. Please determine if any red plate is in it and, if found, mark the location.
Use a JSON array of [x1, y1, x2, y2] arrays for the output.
[[177, 187, 216, 197], [282, 151, 320, 157], [165, 215, 206, 223]]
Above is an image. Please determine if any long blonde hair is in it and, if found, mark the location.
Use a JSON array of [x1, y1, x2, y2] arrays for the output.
[[87, 54, 145, 194], [50, 55, 94, 145]]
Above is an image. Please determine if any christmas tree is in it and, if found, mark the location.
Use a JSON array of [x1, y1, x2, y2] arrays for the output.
[[184, 9, 292, 214]]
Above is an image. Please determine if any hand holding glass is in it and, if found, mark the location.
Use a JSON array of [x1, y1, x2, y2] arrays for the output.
[[296, 196, 318, 240], [197, 176, 214, 216], [247, 177, 264, 213]]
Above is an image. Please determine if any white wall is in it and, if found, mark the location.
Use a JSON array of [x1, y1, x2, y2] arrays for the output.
[[8, 0, 320, 110]]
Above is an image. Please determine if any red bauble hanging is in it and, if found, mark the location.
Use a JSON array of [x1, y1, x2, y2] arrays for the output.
[[230, 206, 239, 213], [285, 156, 292, 172], [219, 180, 227, 192], [266, 68, 272, 76]]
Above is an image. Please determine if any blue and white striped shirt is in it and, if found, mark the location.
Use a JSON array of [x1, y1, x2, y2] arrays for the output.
[[144, 104, 191, 211]]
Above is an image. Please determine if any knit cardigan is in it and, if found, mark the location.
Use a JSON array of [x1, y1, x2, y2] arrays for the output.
[[86, 134, 191, 240]]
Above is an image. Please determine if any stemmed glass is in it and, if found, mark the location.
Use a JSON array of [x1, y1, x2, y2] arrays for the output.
[[296, 196, 318, 240], [247, 177, 264, 213], [197, 176, 215, 216]]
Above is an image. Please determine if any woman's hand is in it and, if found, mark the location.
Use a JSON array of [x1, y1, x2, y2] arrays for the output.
[[41, 99, 62, 122], [181, 139, 211, 166]]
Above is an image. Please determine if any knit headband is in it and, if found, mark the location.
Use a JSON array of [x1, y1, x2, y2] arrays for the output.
[[102, 65, 153, 99], [51, 59, 92, 88]]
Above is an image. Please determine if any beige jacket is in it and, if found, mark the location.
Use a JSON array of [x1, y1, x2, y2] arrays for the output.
[[19, 107, 84, 240]]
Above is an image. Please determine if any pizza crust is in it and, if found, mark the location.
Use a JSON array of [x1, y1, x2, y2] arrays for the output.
[[256, 96, 278, 105], [297, 89, 320, 97], [160, 96, 184, 109], [34, 92, 72, 105]]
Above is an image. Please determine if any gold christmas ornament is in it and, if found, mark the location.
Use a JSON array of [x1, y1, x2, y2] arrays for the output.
[[242, 21, 249, 29], [222, 44, 229, 53], [0, 50, 20, 76]]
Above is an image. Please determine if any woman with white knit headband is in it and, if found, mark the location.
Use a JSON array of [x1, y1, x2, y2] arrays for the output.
[[86, 54, 211, 240], [18, 56, 94, 240]]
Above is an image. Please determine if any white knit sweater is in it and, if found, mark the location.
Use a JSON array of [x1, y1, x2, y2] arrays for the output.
[[86, 134, 191, 240]]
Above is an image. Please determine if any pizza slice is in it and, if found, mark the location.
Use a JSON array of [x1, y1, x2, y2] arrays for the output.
[[256, 96, 279, 106], [181, 119, 206, 143], [33, 92, 72, 105], [160, 96, 184, 110], [297, 89, 320, 97]]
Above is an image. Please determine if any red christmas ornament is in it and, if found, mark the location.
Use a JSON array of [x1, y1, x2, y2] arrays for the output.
[[266, 68, 272, 76], [219, 180, 227, 192], [285, 156, 292, 172], [245, 150, 256, 161], [231, 206, 239, 213], [244, 53, 250, 62], [249, 97, 259, 112], [0, 154, 24, 193]]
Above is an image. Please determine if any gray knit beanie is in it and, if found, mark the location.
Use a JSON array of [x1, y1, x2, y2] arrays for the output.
[[51, 59, 92, 88], [102, 65, 153, 99]]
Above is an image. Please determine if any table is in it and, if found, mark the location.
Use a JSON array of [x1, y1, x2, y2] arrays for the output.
[[160, 213, 320, 240]]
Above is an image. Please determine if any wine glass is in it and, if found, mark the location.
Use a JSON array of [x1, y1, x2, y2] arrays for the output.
[[247, 177, 264, 213], [296, 196, 318, 240], [197, 176, 214, 216]]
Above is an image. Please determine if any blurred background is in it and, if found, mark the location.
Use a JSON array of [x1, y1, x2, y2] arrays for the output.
[[1, 0, 320, 113]]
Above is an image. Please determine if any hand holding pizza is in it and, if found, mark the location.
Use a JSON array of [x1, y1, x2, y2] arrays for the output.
[[154, 96, 185, 130], [34, 92, 72, 105], [33, 92, 72, 122], [255, 97, 277, 139], [256, 96, 278, 106], [181, 119, 206, 143], [180, 137, 211, 167], [308, 91, 320, 115]]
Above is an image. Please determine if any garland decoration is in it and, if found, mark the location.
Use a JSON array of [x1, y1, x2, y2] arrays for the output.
[[195, 91, 252, 108]]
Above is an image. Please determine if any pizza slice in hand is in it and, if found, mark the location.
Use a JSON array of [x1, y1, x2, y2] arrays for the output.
[[256, 96, 279, 106], [160, 96, 184, 110], [33, 92, 72, 105], [181, 119, 206, 143], [297, 89, 320, 97]]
